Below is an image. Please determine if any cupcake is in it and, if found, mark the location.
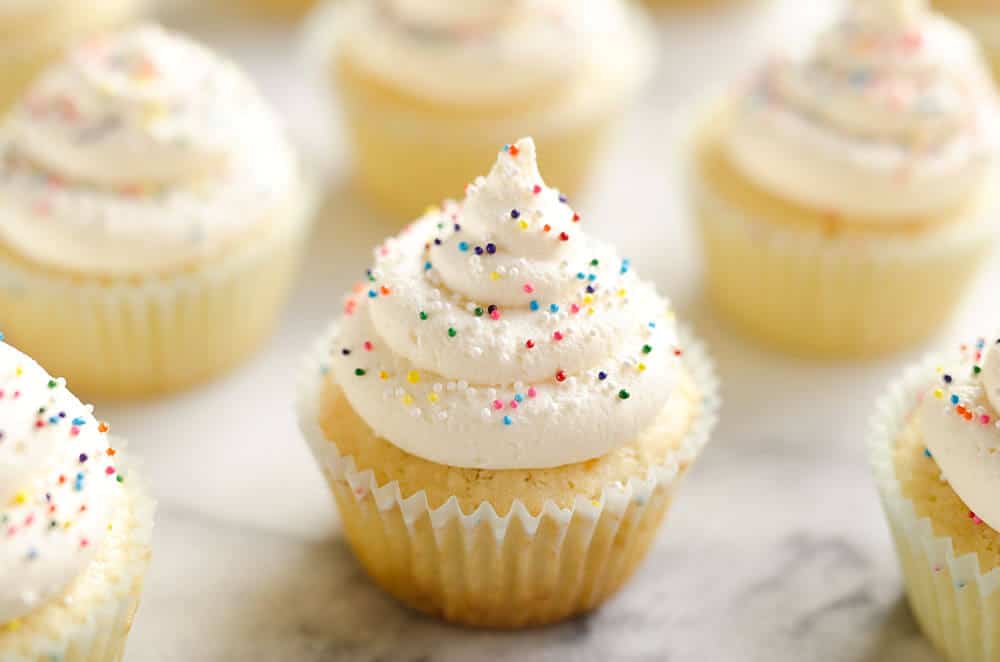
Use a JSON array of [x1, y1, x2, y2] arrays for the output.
[[871, 334, 1000, 661], [0, 25, 315, 398], [297, 138, 719, 628], [691, 0, 1000, 357], [0, 336, 154, 660], [933, 0, 1000, 78], [309, 0, 653, 220], [0, 0, 141, 113]]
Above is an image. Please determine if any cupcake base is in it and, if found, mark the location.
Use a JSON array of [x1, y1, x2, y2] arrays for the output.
[[692, 114, 998, 358], [298, 326, 719, 628], [0, 467, 154, 662], [871, 362, 1000, 662], [0, 194, 315, 399]]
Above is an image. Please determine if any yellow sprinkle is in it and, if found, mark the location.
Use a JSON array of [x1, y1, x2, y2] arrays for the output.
[[518, 220, 529, 230], [427, 392, 439, 403], [401, 394, 414, 406], [638, 363, 647, 372], [934, 388, 944, 399], [64, 521, 72, 529], [15, 366, 22, 377], [379, 371, 388, 380], [936, 366, 944, 373], [587, 307, 595, 315], [490, 272, 500, 281], [423, 205, 440, 216], [583, 294, 594, 305], [4, 619, 21, 632], [407, 370, 420, 384], [13, 492, 25, 505], [618, 289, 627, 297], [591, 499, 601, 507]]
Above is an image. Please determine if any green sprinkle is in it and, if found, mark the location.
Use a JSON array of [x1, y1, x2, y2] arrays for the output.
[[590, 259, 599, 267], [419, 311, 428, 321], [447, 327, 457, 338], [618, 389, 630, 400], [974, 365, 983, 375], [47, 379, 57, 389], [354, 369, 366, 376], [474, 307, 484, 317], [642, 345, 652, 354], [116, 474, 124, 484]]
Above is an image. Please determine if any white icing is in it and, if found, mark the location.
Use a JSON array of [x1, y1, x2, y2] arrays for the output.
[[0, 340, 122, 623], [0, 24, 300, 275], [921, 336, 1000, 531], [333, 0, 650, 109], [726, 0, 1000, 219], [329, 138, 682, 470]]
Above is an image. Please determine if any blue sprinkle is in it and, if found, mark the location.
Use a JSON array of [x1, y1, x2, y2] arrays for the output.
[[576, 272, 585, 280], [514, 394, 523, 403], [71, 418, 86, 426], [924, 448, 933, 458], [458, 241, 469, 252], [424, 262, 433, 271], [503, 416, 513, 426], [48, 416, 59, 425], [368, 290, 377, 298], [951, 394, 961, 405], [587, 274, 596, 282], [648, 322, 656, 328], [549, 304, 559, 313], [511, 209, 520, 219], [530, 300, 540, 311], [586, 286, 595, 294], [598, 371, 608, 381]]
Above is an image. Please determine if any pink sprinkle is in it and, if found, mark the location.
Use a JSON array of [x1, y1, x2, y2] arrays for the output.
[[363, 341, 374, 352], [105, 466, 115, 476], [70, 427, 80, 437], [971, 511, 984, 525], [570, 304, 581, 314], [982, 415, 992, 425], [379, 246, 390, 257], [553, 331, 564, 341], [509, 401, 519, 409], [527, 387, 537, 398], [490, 310, 501, 321], [80, 538, 89, 548], [532, 185, 542, 195], [492, 400, 504, 410], [344, 299, 357, 316], [24, 514, 33, 526], [933, 565, 942, 573], [523, 283, 535, 294], [0, 390, 4, 399]]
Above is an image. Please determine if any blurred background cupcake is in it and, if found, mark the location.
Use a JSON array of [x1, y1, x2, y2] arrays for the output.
[[0, 337, 154, 660], [933, 0, 1000, 78], [298, 138, 719, 627], [308, 0, 654, 220], [690, 0, 1000, 357], [0, 24, 316, 398], [871, 333, 1000, 661], [0, 0, 143, 113]]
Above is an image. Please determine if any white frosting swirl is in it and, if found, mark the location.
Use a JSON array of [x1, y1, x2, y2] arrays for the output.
[[0, 339, 123, 623], [334, 0, 649, 109], [726, 0, 1000, 219], [920, 336, 1000, 531], [0, 24, 299, 275], [329, 138, 682, 470]]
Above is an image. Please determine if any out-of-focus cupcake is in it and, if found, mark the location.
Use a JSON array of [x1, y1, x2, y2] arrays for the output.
[[0, 336, 154, 661], [690, 0, 1000, 357], [872, 334, 1000, 661], [933, 0, 1000, 78], [0, 0, 142, 113], [239, 0, 319, 18], [0, 24, 316, 398], [308, 0, 653, 220], [297, 138, 719, 628]]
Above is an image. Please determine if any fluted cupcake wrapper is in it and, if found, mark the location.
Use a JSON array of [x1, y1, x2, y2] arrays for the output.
[[685, 110, 1000, 358], [0, 449, 155, 662], [297, 323, 719, 628], [0, 182, 318, 399], [871, 361, 1000, 662]]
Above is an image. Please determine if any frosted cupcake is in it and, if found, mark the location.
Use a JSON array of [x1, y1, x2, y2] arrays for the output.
[[297, 138, 719, 628], [0, 25, 314, 398], [0, 337, 154, 660], [691, 0, 1000, 357], [310, 0, 653, 219], [0, 0, 141, 113], [933, 0, 1000, 78], [871, 334, 1000, 660]]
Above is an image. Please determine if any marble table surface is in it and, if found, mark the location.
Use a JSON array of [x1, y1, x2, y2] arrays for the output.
[[98, 1, 1000, 659]]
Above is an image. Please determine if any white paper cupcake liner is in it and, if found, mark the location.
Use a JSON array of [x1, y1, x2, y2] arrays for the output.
[[0, 448, 154, 662], [685, 106, 1000, 357], [0, 181, 319, 398], [296, 322, 719, 627], [870, 360, 1000, 661]]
